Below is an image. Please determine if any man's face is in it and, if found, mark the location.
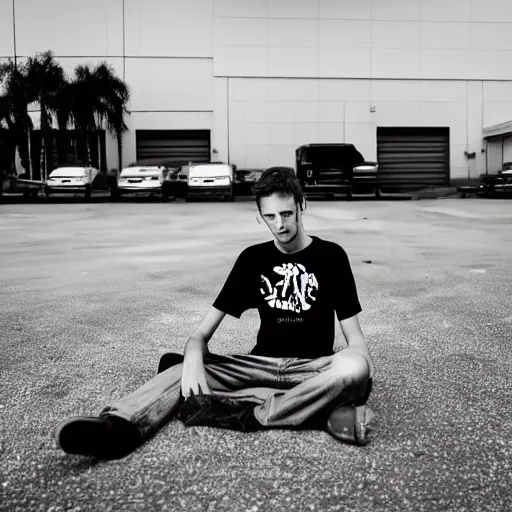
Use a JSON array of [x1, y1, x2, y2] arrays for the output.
[[259, 193, 301, 244]]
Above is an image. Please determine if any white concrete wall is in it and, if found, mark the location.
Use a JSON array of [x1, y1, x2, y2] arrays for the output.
[[124, 0, 213, 58], [466, 81, 485, 180], [0, 1, 14, 56], [126, 58, 213, 112], [487, 140, 503, 173], [482, 82, 512, 127], [212, 78, 229, 163], [14, 0, 124, 57], [213, 0, 512, 81]]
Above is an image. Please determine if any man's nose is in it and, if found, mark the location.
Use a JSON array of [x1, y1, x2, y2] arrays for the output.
[[275, 216, 284, 229]]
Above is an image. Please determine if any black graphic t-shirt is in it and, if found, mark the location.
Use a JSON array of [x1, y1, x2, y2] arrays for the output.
[[213, 236, 362, 358]]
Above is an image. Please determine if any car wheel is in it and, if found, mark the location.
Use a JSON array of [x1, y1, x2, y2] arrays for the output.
[[224, 185, 235, 202], [161, 183, 171, 202]]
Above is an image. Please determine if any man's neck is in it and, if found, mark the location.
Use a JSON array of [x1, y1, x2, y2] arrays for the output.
[[274, 231, 312, 254]]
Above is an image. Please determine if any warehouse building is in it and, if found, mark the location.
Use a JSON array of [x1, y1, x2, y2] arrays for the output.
[[2, 0, 512, 185]]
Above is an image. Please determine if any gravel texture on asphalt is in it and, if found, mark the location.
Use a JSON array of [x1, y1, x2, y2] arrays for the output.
[[1, 197, 511, 512]]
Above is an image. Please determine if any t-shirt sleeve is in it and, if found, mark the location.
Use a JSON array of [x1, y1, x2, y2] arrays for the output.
[[332, 245, 362, 321], [212, 249, 254, 318]]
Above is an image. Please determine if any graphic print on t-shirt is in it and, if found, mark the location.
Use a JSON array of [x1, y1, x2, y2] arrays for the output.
[[260, 262, 319, 313]]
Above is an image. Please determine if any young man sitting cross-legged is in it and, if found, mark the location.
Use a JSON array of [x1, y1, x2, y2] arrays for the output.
[[55, 167, 374, 459]]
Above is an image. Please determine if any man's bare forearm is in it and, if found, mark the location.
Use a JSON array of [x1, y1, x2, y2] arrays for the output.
[[184, 335, 209, 361]]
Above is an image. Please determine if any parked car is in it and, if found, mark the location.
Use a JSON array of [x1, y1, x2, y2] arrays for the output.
[[45, 166, 114, 201], [295, 143, 379, 199], [479, 167, 512, 197], [186, 163, 235, 201], [115, 165, 173, 201]]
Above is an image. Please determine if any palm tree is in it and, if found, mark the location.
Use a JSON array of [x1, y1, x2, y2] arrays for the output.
[[91, 62, 130, 173], [66, 64, 97, 167], [25, 51, 66, 180], [66, 62, 129, 172], [0, 59, 33, 180], [1, 53, 130, 183]]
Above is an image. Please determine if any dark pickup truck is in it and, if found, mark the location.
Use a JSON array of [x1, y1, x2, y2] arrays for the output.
[[295, 143, 379, 199]]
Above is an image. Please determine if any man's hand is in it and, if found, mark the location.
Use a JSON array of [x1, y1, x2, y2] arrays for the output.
[[180, 307, 226, 398], [181, 358, 211, 398]]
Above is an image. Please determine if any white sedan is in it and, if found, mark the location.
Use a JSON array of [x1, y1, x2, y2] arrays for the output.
[[45, 167, 110, 201], [115, 165, 173, 201], [187, 163, 235, 201]]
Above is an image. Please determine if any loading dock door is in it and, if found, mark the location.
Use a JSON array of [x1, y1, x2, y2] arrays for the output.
[[136, 130, 210, 167], [377, 127, 450, 191]]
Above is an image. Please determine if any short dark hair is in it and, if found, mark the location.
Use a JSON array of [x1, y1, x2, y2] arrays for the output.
[[252, 166, 305, 212]]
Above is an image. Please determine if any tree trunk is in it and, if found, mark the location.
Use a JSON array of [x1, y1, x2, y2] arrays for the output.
[[97, 130, 102, 171], [86, 131, 92, 167], [117, 130, 123, 175], [39, 106, 46, 181], [27, 130, 33, 180]]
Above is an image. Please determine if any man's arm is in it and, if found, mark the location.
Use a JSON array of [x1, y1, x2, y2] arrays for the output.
[[339, 314, 374, 378], [181, 306, 226, 398]]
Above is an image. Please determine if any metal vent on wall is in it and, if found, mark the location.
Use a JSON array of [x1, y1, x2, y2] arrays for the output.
[[377, 127, 450, 191], [136, 130, 210, 168]]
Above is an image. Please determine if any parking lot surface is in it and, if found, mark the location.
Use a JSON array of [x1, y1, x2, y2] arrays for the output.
[[1, 197, 511, 511]]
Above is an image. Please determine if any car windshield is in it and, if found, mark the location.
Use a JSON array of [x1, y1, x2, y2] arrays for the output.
[[50, 168, 87, 178], [120, 168, 161, 178], [298, 146, 364, 169], [189, 165, 230, 177]]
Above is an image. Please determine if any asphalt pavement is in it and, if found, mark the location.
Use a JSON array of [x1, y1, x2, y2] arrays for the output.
[[1, 196, 511, 511]]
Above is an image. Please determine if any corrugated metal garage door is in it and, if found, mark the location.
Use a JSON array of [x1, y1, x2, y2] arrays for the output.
[[377, 127, 450, 191], [136, 130, 210, 167]]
